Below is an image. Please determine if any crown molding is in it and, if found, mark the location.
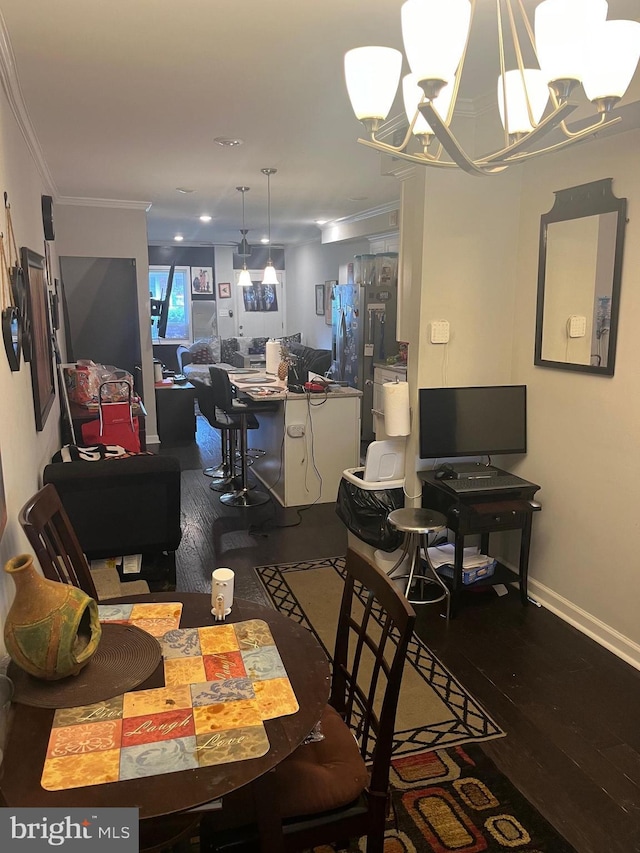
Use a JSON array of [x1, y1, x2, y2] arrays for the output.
[[57, 196, 152, 211], [328, 200, 400, 228], [0, 10, 57, 195]]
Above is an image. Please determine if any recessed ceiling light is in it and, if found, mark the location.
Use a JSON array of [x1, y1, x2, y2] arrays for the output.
[[174, 234, 184, 242], [315, 219, 328, 226], [176, 187, 195, 194], [260, 237, 269, 244], [213, 137, 244, 147], [199, 215, 212, 222], [348, 195, 368, 202]]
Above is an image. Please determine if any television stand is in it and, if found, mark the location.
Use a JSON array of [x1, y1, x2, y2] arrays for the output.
[[418, 467, 541, 617]]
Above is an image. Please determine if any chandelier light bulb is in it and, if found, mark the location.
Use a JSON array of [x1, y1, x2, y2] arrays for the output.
[[582, 19, 640, 106], [498, 70, 550, 136], [535, 0, 608, 92], [401, 0, 471, 96], [344, 46, 402, 128]]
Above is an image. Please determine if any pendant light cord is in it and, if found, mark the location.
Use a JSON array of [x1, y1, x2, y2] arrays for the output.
[[266, 172, 272, 265]]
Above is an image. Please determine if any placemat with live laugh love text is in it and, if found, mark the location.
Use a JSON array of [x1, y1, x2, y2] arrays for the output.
[[41, 609, 298, 791]]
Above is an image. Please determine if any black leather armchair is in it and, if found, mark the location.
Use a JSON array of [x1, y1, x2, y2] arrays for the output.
[[42, 454, 182, 589]]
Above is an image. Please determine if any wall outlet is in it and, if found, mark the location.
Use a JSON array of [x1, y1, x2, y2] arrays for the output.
[[567, 315, 587, 338], [287, 424, 305, 438], [430, 319, 450, 344]]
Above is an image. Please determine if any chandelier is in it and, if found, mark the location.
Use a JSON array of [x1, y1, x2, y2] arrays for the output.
[[344, 0, 640, 176], [236, 186, 252, 287], [261, 168, 279, 285]]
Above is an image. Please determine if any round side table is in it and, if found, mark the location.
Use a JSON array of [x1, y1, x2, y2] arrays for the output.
[[387, 508, 451, 620]]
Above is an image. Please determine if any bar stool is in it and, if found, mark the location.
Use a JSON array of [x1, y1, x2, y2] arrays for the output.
[[209, 367, 278, 508], [190, 378, 249, 492], [387, 508, 451, 620]]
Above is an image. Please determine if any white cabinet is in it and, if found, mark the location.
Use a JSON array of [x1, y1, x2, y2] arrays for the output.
[[373, 365, 407, 440], [249, 390, 362, 506]]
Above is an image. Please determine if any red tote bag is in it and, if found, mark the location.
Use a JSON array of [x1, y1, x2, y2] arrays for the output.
[[80, 381, 141, 453]]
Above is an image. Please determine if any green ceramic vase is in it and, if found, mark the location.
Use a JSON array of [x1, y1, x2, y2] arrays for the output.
[[3, 553, 102, 680]]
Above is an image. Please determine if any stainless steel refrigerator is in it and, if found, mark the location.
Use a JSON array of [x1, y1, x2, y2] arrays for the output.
[[330, 253, 399, 441]]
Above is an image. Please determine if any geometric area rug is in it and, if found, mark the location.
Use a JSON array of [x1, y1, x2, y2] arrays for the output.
[[381, 744, 577, 852], [256, 556, 505, 754]]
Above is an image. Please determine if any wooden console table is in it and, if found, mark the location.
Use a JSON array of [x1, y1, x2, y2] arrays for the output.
[[419, 469, 541, 617], [155, 380, 196, 442]]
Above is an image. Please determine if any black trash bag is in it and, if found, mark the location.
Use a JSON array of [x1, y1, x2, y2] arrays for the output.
[[336, 475, 404, 552]]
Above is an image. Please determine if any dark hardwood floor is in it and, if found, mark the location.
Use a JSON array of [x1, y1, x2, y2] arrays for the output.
[[157, 415, 640, 853]]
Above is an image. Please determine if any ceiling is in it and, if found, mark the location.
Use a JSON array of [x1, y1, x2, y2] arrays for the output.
[[1, 0, 639, 249]]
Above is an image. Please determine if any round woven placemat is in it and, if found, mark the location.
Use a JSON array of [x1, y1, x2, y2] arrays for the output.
[[8, 622, 162, 708]]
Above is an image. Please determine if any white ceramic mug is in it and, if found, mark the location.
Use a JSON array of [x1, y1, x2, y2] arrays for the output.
[[211, 568, 235, 618]]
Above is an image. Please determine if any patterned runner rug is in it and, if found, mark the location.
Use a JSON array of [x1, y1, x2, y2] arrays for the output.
[[255, 556, 504, 754]]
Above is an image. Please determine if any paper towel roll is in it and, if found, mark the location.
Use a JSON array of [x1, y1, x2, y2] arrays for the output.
[[382, 381, 410, 436], [265, 339, 281, 375]]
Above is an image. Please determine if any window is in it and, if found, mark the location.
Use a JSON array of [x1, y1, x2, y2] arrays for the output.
[[149, 265, 191, 343]]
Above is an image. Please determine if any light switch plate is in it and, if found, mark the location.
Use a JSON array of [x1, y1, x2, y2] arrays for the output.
[[430, 319, 450, 344], [568, 314, 587, 338]]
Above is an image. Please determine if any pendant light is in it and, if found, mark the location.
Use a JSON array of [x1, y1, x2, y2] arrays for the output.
[[236, 186, 252, 287], [261, 168, 279, 286]]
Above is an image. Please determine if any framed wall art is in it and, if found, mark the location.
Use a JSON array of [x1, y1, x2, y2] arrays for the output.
[[218, 281, 231, 299], [191, 266, 214, 298], [21, 247, 55, 431], [315, 284, 325, 315]]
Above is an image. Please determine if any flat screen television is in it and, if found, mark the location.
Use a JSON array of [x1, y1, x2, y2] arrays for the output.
[[419, 385, 527, 459]]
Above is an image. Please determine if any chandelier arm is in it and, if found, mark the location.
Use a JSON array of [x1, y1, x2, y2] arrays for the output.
[[357, 137, 463, 168], [492, 116, 623, 165], [496, 0, 510, 150], [418, 101, 506, 175], [504, 0, 539, 131], [370, 114, 423, 154], [481, 101, 576, 163], [557, 112, 612, 139], [516, 0, 536, 56]]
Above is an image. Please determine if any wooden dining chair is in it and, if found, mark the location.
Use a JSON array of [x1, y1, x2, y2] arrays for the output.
[[19, 483, 149, 600], [199, 547, 417, 853]]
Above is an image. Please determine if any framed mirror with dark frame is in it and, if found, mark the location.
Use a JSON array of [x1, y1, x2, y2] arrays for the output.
[[534, 178, 627, 376]]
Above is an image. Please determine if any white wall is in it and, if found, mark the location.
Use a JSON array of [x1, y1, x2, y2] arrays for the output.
[[0, 85, 62, 642], [285, 238, 371, 349], [54, 203, 156, 440], [511, 129, 640, 666], [399, 127, 640, 668]]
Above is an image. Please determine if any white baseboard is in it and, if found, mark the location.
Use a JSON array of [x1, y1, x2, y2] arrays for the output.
[[528, 577, 640, 672]]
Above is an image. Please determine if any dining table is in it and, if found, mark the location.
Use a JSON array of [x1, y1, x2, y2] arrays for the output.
[[1, 592, 331, 852]]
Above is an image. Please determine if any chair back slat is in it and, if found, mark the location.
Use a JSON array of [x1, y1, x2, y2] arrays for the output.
[[19, 483, 98, 600], [330, 548, 416, 801], [190, 378, 217, 424], [209, 366, 235, 412]]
